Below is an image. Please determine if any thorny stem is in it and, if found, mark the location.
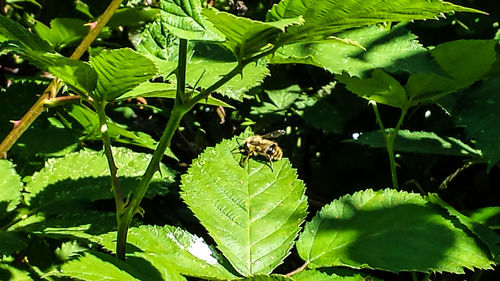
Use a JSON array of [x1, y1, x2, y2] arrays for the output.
[[95, 102, 125, 222], [0, 0, 124, 158], [371, 101, 408, 189], [285, 261, 309, 277]]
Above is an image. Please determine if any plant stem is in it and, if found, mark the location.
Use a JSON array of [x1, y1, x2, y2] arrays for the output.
[[177, 39, 188, 103], [371, 102, 407, 189], [116, 105, 186, 260], [0, 0, 124, 158], [115, 38, 190, 260], [95, 102, 125, 222]]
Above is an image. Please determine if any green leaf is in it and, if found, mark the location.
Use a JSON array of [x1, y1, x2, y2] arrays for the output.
[[1, 41, 97, 96], [33, 18, 88, 50], [0, 231, 28, 257], [185, 46, 270, 101], [266, 0, 484, 45], [137, 29, 270, 101], [90, 48, 158, 101], [292, 270, 381, 281], [250, 85, 301, 116], [266, 85, 301, 110], [297, 189, 494, 273], [203, 8, 302, 61], [11, 211, 117, 241], [99, 225, 236, 279], [0, 14, 53, 52], [288, 83, 366, 135], [406, 40, 497, 103], [426, 194, 500, 261], [181, 132, 308, 276], [239, 275, 293, 281], [0, 264, 33, 281], [108, 7, 161, 29], [470, 207, 500, 229], [24, 147, 176, 210], [119, 82, 234, 108], [158, 0, 223, 41], [63, 104, 177, 159], [57, 252, 165, 281], [337, 69, 408, 109], [271, 24, 439, 78], [0, 160, 23, 217], [453, 76, 500, 168], [350, 129, 481, 157]]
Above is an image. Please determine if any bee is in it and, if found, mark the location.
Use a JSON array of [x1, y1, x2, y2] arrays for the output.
[[239, 130, 285, 170]]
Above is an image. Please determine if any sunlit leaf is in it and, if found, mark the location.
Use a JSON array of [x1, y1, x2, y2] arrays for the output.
[[203, 8, 302, 61], [181, 132, 308, 276], [90, 48, 158, 101], [24, 147, 176, 210], [99, 225, 236, 280], [57, 252, 156, 281], [108, 7, 161, 29], [158, 0, 223, 41], [0, 160, 24, 217], [63, 104, 177, 159], [406, 40, 497, 103], [297, 189, 494, 273], [0, 264, 33, 281], [292, 270, 381, 281], [271, 24, 439, 78], [337, 69, 408, 109], [11, 211, 117, 242], [33, 18, 89, 50], [267, 0, 484, 45], [136, 25, 270, 101]]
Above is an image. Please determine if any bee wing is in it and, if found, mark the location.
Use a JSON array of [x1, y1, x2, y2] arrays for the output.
[[260, 129, 285, 139]]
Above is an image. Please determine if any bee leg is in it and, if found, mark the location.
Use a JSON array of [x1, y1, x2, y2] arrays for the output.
[[267, 157, 274, 172], [239, 153, 250, 168]]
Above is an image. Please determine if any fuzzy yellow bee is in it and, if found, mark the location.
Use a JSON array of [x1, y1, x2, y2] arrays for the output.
[[239, 130, 285, 170]]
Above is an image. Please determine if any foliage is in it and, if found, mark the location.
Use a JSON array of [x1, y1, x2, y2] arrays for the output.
[[0, 0, 499, 280]]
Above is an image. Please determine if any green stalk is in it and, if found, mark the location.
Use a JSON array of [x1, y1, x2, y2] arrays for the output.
[[116, 38, 190, 260], [95, 101, 125, 222], [371, 102, 407, 189], [116, 105, 186, 260]]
